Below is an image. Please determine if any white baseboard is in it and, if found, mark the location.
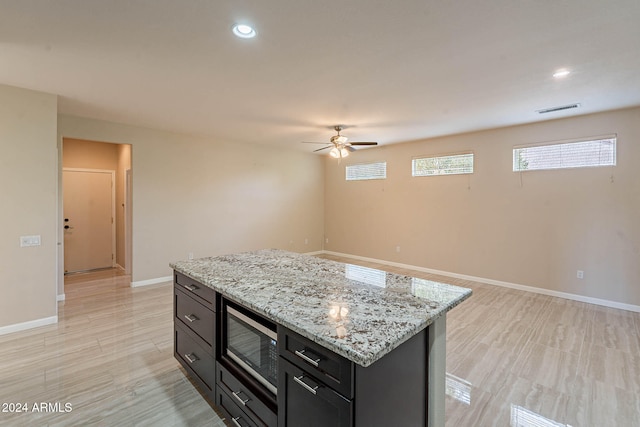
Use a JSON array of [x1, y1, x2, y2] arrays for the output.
[[57, 294, 65, 301], [303, 250, 324, 256], [322, 251, 640, 313], [131, 276, 172, 288], [0, 316, 58, 336]]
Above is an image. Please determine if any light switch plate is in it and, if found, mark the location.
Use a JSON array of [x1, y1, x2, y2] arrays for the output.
[[20, 235, 41, 247]]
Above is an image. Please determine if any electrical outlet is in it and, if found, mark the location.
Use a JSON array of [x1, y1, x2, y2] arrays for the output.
[[577, 270, 584, 279], [325, 238, 329, 244], [304, 238, 309, 245], [188, 252, 194, 260], [396, 246, 401, 253]]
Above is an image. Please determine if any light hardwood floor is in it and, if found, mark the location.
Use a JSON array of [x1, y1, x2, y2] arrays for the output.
[[318, 254, 640, 427], [1, 258, 639, 426], [0, 269, 224, 427]]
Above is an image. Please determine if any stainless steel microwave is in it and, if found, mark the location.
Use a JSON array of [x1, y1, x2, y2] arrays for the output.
[[223, 301, 278, 395]]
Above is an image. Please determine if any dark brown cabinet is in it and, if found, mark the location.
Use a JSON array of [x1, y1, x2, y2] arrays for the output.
[[216, 363, 277, 427], [278, 328, 428, 427], [279, 328, 353, 398], [216, 387, 260, 427], [279, 357, 352, 427], [174, 272, 217, 399], [174, 271, 432, 427], [175, 322, 216, 393]]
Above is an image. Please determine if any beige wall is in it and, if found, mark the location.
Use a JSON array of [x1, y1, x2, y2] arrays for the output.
[[115, 144, 132, 269], [0, 85, 58, 329], [325, 107, 640, 307], [58, 115, 325, 283]]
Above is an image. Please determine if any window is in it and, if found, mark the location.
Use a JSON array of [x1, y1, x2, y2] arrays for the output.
[[412, 152, 474, 177], [513, 136, 616, 172], [345, 161, 387, 181]]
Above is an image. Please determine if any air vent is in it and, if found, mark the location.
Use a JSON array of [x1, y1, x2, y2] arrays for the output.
[[536, 103, 580, 114]]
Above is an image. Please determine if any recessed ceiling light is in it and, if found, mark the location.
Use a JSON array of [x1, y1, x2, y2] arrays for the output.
[[553, 69, 571, 78], [232, 24, 256, 39]]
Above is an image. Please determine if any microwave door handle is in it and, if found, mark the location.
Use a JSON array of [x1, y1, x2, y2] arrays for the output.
[[227, 306, 277, 341]]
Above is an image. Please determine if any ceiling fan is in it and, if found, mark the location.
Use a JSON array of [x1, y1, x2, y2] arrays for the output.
[[303, 126, 378, 158]]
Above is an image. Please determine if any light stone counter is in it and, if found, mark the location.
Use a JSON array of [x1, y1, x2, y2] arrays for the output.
[[171, 248, 471, 368]]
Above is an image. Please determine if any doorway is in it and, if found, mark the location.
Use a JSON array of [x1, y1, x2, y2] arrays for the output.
[[63, 169, 115, 273], [61, 138, 132, 278]]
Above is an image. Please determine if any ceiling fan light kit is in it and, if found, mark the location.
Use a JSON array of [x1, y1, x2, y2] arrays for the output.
[[304, 125, 378, 158], [329, 147, 350, 158]]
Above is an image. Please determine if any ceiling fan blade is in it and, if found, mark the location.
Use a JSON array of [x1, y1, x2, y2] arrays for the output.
[[345, 145, 356, 152], [313, 146, 332, 152], [349, 142, 378, 146]]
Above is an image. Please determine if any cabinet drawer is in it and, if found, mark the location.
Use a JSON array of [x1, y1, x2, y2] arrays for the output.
[[175, 287, 215, 350], [279, 328, 353, 398], [278, 357, 352, 427], [175, 323, 215, 393], [217, 363, 277, 427], [216, 388, 260, 427], [174, 272, 215, 308]]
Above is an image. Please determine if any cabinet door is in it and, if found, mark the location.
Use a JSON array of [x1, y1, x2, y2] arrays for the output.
[[216, 388, 260, 427], [175, 323, 216, 394], [279, 328, 353, 398], [175, 287, 215, 349], [278, 357, 352, 427]]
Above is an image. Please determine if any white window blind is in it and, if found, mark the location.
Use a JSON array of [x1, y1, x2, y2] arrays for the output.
[[345, 161, 387, 181], [412, 152, 474, 177], [513, 136, 616, 172]]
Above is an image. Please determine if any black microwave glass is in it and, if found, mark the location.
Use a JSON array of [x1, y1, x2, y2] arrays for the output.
[[224, 302, 278, 395]]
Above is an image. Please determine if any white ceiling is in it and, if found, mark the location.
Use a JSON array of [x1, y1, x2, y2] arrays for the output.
[[2, 0, 639, 152]]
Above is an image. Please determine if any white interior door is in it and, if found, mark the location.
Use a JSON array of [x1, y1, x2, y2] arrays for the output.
[[63, 169, 115, 273]]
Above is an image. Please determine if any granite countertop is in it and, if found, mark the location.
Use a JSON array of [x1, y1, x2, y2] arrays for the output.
[[170, 249, 472, 367]]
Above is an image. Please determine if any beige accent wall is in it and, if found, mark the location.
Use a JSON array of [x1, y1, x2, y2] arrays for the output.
[[58, 115, 325, 283], [63, 138, 119, 170], [325, 107, 640, 307], [0, 85, 58, 328]]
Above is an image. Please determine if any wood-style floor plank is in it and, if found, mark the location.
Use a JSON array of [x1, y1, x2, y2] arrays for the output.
[[317, 253, 640, 426], [1, 258, 639, 426], [0, 269, 224, 427]]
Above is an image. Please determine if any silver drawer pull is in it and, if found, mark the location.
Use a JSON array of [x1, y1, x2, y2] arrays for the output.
[[232, 390, 250, 406], [184, 284, 198, 292], [231, 416, 246, 427], [184, 314, 198, 323], [293, 375, 318, 395], [294, 349, 321, 367], [184, 353, 199, 364]]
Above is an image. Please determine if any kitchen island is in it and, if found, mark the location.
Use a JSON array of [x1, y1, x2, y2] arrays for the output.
[[171, 249, 471, 427]]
